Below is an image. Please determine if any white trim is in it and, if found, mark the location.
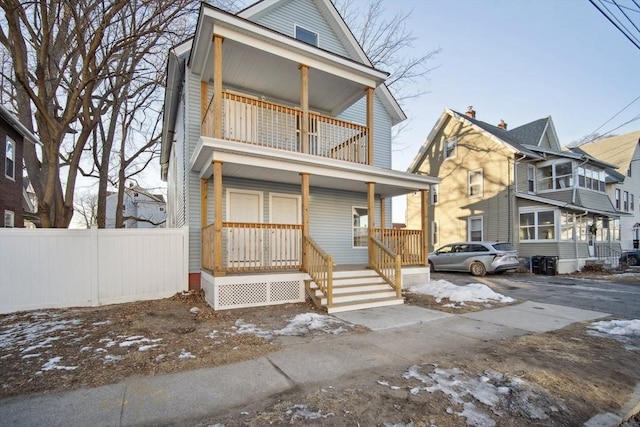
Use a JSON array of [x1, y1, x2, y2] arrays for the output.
[[5, 136, 15, 181], [294, 24, 319, 47], [268, 193, 301, 224], [432, 220, 439, 246], [431, 184, 438, 205], [467, 216, 483, 241], [468, 168, 483, 198], [518, 207, 558, 242], [443, 136, 457, 160], [352, 205, 368, 249], [527, 164, 536, 194], [226, 188, 264, 223], [4, 210, 15, 228]]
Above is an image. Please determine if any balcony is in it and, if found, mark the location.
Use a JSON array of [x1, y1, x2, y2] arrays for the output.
[[202, 91, 369, 165]]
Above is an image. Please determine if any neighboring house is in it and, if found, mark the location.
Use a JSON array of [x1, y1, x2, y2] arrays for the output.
[[571, 131, 640, 250], [0, 105, 38, 228], [406, 107, 622, 274], [105, 184, 167, 229], [160, 0, 437, 312]]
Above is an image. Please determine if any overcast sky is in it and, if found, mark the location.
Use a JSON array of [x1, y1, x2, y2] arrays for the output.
[[385, 0, 640, 221]]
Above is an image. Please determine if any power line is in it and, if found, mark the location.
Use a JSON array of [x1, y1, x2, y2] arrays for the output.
[[612, 0, 640, 34], [589, 94, 640, 136], [589, 0, 640, 50]]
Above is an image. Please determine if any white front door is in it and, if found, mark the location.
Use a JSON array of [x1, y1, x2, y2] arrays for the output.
[[227, 190, 262, 267], [270, 194, 301, 267]]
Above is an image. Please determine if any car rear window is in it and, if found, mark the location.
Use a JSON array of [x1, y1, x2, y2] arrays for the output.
[[492, 243, 515, 251], [470, 244, 489, 252]]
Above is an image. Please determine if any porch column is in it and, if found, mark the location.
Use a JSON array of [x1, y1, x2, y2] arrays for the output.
[[299, 64, 309, 154], [421, 189, 428, 266], [200, 179, 208, 228], [380, 197, 386, 230], [367, 182, 375, 267], [213, 35, 223, 139], [300, 172, 310, 270], [213, 160, 224, 276], [366, 87, 374, 165]]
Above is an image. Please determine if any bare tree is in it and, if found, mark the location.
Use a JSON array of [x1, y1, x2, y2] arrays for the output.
[[74, 191, 98, 229]]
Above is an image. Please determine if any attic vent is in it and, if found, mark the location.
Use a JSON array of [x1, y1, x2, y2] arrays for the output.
[[295, 25, 318, 47]]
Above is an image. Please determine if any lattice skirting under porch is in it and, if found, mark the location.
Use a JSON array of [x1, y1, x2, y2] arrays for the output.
[[201, 271, 307, 310]]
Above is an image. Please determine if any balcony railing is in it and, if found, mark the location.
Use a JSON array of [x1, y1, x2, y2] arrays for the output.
[[202, 91, 368, 164], [373, 228, 424, 266]]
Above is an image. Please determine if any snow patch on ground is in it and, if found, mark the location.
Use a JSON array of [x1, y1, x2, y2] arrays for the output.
[[407, 280, 515, 304], [588, 319, 640, 350], [377, 364, 563, 426], [284, 404, 335, 421], [227, 313, 352, 341]]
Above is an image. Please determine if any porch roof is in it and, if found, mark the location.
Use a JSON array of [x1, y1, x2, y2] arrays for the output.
[[191, 137, 439, 197], [516, 193, 625, 217]]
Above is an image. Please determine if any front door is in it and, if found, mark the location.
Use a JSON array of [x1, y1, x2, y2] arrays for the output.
[[270, 194, 301, 267], [227, 190, 262, 267]]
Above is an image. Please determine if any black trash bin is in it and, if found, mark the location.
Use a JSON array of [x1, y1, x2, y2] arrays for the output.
[[531, 256, 543, 274], [545, 256, 558, 275]]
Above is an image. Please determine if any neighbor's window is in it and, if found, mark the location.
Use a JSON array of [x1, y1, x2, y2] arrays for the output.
[[468, 169, 483, 197], [5, 137, 15, 180], [4, 210, 14, 228], [527, 165, 535, 193], [295, 25, 318, 46], [352, 207, 368, 248], [468, 216, 483, 241], [431, 220, 439, 246], [623, 191, 629, 211], [431, 184, 438, 205], [631, 194, 635, 212], [577, 166, 606, 192], [615, 189, 621, 210], [519, 209, 556, 240], [444, 137, 457, 159], [537, 162, 573, 191], [560, 212, 574, 241]]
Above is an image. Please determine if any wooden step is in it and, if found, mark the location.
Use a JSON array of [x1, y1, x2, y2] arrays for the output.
[[320, 289, 398, 305], [326, 296, 404, 314]]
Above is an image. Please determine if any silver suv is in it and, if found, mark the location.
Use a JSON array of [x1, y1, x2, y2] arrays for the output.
[[428, 242, 519, 276]]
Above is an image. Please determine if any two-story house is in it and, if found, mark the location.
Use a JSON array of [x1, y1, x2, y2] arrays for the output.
[[406, 108, 621, 274], [0, 106, 38, 228], [571, 131, 640, 250], [105, 184, 167, 228], [159, 0, 437, 313]]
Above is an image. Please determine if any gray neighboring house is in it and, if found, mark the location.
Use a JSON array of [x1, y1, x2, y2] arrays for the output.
[[105, 184, 166, 229]]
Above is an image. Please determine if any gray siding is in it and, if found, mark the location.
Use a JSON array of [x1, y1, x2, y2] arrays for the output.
[[518, 242, 559, 258], [186, 71, 203, 272], [251, 0, 350, 57], [575, 189, 616, 213]]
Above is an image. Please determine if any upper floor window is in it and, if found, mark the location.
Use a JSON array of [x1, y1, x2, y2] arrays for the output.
[[577, 166, 606, 192], [432, 220, 439, 246], [527, 165, 535, 193], [615, 188, 621, 210], [295, 25, 318, 47], [4, 210, 14, 228], [5, 137, 15, 180], [631, 194, 635, 212], [431, 184, 438, 205], [627, 166, 632, 177], [468, 169, 483, 197], [623, 191, 629, 211], [444, 137, 457, 160], [468, 216, 483, 241], [538, 162, 572, 191], [352, 206, 368, 248], [519, 209, 555, 240]]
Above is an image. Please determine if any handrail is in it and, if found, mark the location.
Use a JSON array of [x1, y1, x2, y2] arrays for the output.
[[370, 236, 402, 298], [373, 228, 424, 266], [304, 235, 334, 308]]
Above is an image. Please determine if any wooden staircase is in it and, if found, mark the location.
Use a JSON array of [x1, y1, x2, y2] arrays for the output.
[[305, 269, 404, 314]]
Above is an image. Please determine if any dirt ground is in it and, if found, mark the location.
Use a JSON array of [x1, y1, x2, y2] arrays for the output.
[[1, 275, 639, 426]]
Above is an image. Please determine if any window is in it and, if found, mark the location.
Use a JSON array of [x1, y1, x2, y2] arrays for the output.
[[159, 207, 165, 212], [577, 166, 605, 192], [537, 162, 573, 191], [5, 137, 15, 180], [431, 185, 438, 205], [519, 209, 556, 240], [432, 220, 439, 246], [615, 189, 621, 210], [352, 207, 368, 248], [623, 191, 629, 211], [295, 25, 318, 46], [527, 165, 535, 193], [468, 169, 483, 197], [4, 210, 14, 228], [468, 216, 483, 241], [631, 194, 635, 212], [560, 212, 574, 241], [444, 137, 457, 159]]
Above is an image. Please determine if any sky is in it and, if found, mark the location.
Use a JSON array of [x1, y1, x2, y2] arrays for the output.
[[383, 0, 640, 222]]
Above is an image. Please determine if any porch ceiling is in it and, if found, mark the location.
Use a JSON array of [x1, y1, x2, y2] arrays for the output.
[[192, 6, 386, 115], [191, 138, 438, 198]]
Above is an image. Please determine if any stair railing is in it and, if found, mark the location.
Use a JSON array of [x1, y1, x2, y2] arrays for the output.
[[304, 236, 334, 308], [370, 236, 402, 298]]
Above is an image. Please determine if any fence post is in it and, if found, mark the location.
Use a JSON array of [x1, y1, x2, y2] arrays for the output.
[[90, 226, 100, 306]]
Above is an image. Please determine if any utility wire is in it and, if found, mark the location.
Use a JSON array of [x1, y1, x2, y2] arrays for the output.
[[612, 0, 640, 34], [599, 0, 640, 45], [589, 0, 640, 50], [582, 114, 640, 145], [589, 94, 640, 136]]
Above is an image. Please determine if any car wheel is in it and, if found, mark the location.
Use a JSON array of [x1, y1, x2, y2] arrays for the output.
[[470, 262, 486, 277], [629, 256, 640, 267], [428, 261, 435, 273]]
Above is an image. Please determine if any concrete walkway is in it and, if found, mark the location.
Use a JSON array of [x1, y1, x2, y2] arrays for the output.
[[0, 302, 614, 426]]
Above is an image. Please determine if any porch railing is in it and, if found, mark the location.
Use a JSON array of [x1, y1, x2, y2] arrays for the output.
[[202, 91, 368, 164], [201, 222, 303, 273], [304, 235, 334, 307], [595, 244, 622, 268], [373, 228, 424, 266], [370, 236, 402, 298]]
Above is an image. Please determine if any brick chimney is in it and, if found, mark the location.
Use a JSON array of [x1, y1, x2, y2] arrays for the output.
[[465, 106, 476, 119], [497, 119, 507, 130]]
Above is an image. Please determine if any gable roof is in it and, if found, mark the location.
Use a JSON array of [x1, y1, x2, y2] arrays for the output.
[[575, 130, 640, 173]]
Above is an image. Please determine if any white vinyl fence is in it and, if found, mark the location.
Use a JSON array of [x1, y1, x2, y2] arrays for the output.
[[0, 227, 188, 314]]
